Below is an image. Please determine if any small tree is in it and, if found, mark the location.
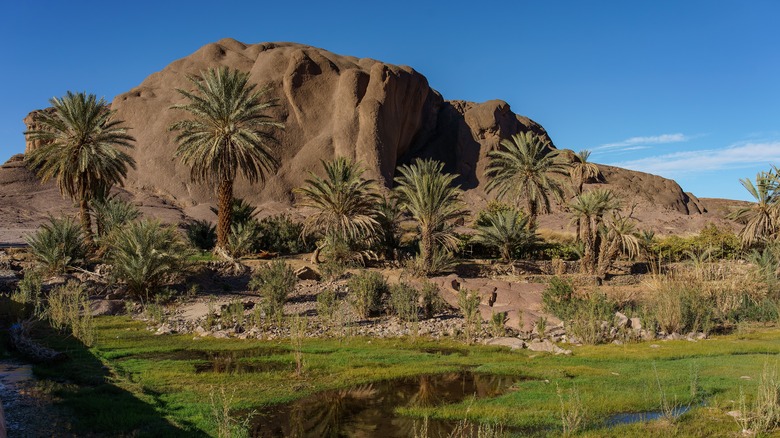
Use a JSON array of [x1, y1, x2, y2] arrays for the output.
[[109, 219, 192, 299], [472, 207, 537, 262], [26, 216, 87, 274], [248, 260, 298, 319]]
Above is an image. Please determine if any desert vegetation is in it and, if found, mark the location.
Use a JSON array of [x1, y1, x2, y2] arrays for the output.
[[4, 67, 780, 437]]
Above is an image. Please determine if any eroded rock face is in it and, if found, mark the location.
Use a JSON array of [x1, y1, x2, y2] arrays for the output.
[[18, 38, 715, 227]]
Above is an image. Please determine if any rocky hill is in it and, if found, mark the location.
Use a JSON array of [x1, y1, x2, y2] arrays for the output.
[[1, 39, 742, 243]]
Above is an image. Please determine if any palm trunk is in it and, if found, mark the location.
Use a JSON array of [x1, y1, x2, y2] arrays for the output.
[[79, 198, 94, 248], [527, 199, 538, 231], [580, 220, 593, 274], [421, 228, 433, 274], [216, 179, 234, 253]]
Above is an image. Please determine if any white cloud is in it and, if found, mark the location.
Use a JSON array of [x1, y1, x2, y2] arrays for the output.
[[594, 133, 690, 151], [609, 142, 780, 176]]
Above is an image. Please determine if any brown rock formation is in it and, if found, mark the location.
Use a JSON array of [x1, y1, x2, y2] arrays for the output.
[[10, 38, 739, 243]]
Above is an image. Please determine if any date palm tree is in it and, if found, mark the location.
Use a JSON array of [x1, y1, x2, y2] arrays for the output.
[[294, 157, 381, 263], [25, 91, 136, 246], [569, 150, 601, 195], [472, 207, 536, 262], [170, 66, 283, 254], [729, 169, 780, 246], [485, 131, 569, 229], [394, 159, 468, 274], [569, 188, 620, 274]]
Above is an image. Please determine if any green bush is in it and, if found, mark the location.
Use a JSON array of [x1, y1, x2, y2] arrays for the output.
[[226, 220, 261, 258], [648, 279, 713, 335], [567, 293, 615, 344], [421, 282, 446, 319], [10, 270, 43, 319], [316, 289, 338, 322], [542, 277, 577, 320], [458, 288, 482, 341], [92, 196, 140, 238], [26, 216, 87, 274], [249, 260, 298, 318], [185, 219, 217, 251], [46, 281, 95, 346], [389, 282, 420, 322], [256, 214, 314, 255], [108, 219, 193, 299], [347, 271, 387, 319], [653, 224, 741, 262]]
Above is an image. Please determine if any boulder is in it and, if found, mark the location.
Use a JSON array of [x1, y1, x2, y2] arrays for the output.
[[90, 299, 126, 316], [485, 337, 526, 350], [295, 266, 321, 281], [527, 339, 572, 355], [615, 311, 629, 328]]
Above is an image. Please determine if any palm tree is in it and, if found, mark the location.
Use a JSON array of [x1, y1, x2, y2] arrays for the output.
[[569, 150, 601, 195], [569, 188, 620, 274], [394, 158, 468, 274], [472, 207, 537, 262], [597, 212, 640, 277], [25, 91, 136, 245], [294, 157, 381, 263], [728, 169, 780, 246], [485, 131, 570, 229], [170, 67, 283, 254]]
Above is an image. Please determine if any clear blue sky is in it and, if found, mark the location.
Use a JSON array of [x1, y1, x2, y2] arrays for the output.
[[2, 0, 778, 201]]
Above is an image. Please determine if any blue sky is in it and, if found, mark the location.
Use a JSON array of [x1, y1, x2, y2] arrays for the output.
[[2, 0, 778, 201]]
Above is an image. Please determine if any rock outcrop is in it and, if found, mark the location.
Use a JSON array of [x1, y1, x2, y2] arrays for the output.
[[6, 38, 739, 242]]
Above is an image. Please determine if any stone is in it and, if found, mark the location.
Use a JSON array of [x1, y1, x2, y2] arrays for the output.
[[615, 311, 629, 328], [90, 299, 126, 317], [485, 337, 526, 350], [629, 317, 642, 331], [527, 339, 572, 356], [295, 266, 321, 281]]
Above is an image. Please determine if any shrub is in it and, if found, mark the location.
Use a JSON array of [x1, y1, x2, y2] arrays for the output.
[[647, 277, 713, 335], [542, 277, 576, 320], [26, 216, 87, 274], [567, 293, 615, 344], [653, 224, 741, 262], [472, 206, 537, 261], [249, 260, 297, 319], [92, 196, 140, 238], [256, 214, 314, 255], [490, 311, 508, 337], [185, 219, 217, 251], [406, 249, 457, 277], [389, 282, 420, 322], [458, 288, 482, 342], [46, 281, 95, 346], [421, 282, 446, 319], [226, 220, 261, 258], [9, 270, 43, 320], [316, 289, 338, 323], [347, 271, 387, 319], [108, 219, 193, 299]]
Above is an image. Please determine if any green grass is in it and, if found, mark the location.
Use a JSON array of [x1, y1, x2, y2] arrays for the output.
[[25, 317, 780, 437]]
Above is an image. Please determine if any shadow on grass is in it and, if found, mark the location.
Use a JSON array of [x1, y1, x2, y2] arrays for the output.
[[18, 320, 208, 437]]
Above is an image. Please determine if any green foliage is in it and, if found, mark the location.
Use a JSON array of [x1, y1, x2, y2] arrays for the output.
[[316, 289, 338, 323], [108, 219, 193, 299], [9, 270, 43, 320], [472, 206, 537, 261], [490, 311, 508, 337], [420, 282, 446, 319], [653, 224, 741, 262], [567, 293, 615, 345], [92, 196, 140, 238], [649, 278, 713, 335], [539, 241, 582, 261], [248, 260, 297, 318], [255, 214, 313, 255], [394, 158, 468, 275], [485, 131, 569, 226], [474, 201, 515, 227], [295, 157, 381, 253], [389, 282, 420, 322], [542, 277, 576, 320], [226, 221, 261, 258], [748, 246, 780, 295], [210, 198, 258, 227], [458, 288, 482, 342], [46, 281, 95, 346], [347, 271, 387, 319], [25, 91, 136, 243], [26, 215, 87, 274], [185, 219, 216, 251], [729, 167, 780, 246]]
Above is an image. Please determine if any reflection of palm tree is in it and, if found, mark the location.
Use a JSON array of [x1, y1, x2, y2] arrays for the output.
[[410, 375, 440, 407], [288, 384, 377, 437]]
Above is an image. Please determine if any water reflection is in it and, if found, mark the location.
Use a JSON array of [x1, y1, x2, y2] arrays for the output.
[[250, 371, 520, 437]]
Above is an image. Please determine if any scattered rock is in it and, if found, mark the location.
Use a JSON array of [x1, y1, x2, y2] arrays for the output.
[[615, 311, 629, 328], [629, 317, 642, 331], [485, 337, 526, 350], [90, 299, 126, 316], [295, 266, 321, 281], [527, 339, 572, 355]]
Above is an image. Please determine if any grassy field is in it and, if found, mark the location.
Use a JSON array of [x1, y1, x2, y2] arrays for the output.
[[20, 316, 780, 437]]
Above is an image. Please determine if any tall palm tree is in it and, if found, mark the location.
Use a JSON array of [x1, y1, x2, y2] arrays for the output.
[[485, 131, 570, 229], [170, 67, 283, 254], [569, 150, 601, 195], [472, 207, 537, 262], [25, 91, 136, 246], [729, 169, 780, 246], [568, 188, 620, 274], [394, 159, 468, 273], [294, 157, 381, 263]]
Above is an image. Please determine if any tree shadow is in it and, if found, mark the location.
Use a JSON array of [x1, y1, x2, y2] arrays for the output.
[[8, 317, 208, 437]]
